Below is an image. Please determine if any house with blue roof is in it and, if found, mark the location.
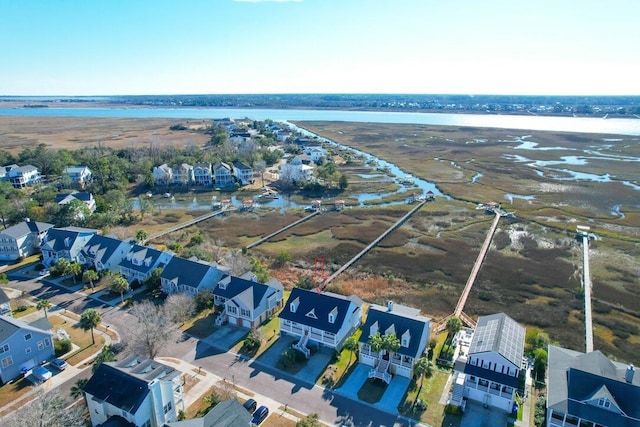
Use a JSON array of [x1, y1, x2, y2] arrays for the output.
[[55, 191, 97, 215], [78, 234, 133, 273], [40, 227, 96, 267], [278, 288, 363, 356], [450, 312, 525, 413], [0, 219, 53, 261], [119, 245, 173, 284], [546, 345, 640, 427], [83, 354, 183, 427], [160, 257, 228, 296], [359, 301, 431, 382], [212, 275, 284, 329]]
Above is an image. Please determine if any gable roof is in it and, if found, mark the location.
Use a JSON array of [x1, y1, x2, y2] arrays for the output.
[[0, 220, 53, 239], [167, 399, 251, 427], [81, 234, 128, 265], [55, 191, 94, 204], [119, 244, 169, 273], [84, 363, 150, 415], [40, 228, 95, 252], [468, 312, 525, 368], [0, 288, 9, 305], [161, 257, 225, 289], [548, 345, 640, 426], [359, 303, 430, 358], [278, 288, 362, 334], [213, 276, 280, 310], [0, 314, 53, 343], [232, 160, 252, 171], [213, 162, 231, 172]]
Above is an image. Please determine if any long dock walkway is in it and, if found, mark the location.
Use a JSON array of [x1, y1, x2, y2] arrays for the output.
[[454, 212, 501, 317], [246, 210, 320, 249], [144, 207, 234, 244], [325, 200, 426, 284], [581, 234, 594, 353]]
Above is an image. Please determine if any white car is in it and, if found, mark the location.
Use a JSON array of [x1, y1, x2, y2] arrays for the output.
[[39, 269, 49, 276]]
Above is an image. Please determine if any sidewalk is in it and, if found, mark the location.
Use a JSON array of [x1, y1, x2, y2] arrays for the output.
[[157, 357, 311, 425], [0, 302, 116, 419]]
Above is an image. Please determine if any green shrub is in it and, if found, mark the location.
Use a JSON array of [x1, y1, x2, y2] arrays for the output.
[[54, 339, 72, 356], [243, 329, 262, 353]]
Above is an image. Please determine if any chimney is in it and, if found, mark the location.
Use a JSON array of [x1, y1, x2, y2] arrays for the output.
[[387, 300, 394, 312], [626, 364, 635, 383]]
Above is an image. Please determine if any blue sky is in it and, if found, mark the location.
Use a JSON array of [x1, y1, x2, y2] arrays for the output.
[[2, 0, 639, 96]]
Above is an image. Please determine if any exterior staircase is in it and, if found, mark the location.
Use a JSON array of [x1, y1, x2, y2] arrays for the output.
[[215, 308, 226, 326], [293, 331, 311, 358], [368, 358, 392, 384]]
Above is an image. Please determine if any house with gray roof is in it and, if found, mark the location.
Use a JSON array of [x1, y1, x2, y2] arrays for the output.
[[8, 164, 41, 188], [119, 244, 173, 284], [0, 219, 53, 261], [55, 191, 96, 215], [0, 289, 10, 317], [546, 345, 640, 427], [213, 275, 283, 329], [232, 160, 254, 186], [0, 315, 54, 384], [40, 227, 96, 267], [193, 163, 213, 186], [166, 398, 251, 427], [78, 234, 133, 273], [359, 301, 431, 382], [278, 288, 363, 356], [160, 257, 228, 296], [84, 355, 183, 427], [450, 312, 525, 413], [152, 164, 173, 186], [63, 166, 92, 187], [213, 162, 234, 187]]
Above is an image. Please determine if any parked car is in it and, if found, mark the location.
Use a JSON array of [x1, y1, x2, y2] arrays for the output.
[[32, 366, 52, 382], [39, 269, 49, 276], [243, 398, 257, 413], [251, 406, 269, 425], [50, 358, 68, 370]]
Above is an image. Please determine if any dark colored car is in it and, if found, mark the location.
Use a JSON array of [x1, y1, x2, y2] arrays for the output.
[[243, 398, 257, 413], [251, 406, 269, 425]]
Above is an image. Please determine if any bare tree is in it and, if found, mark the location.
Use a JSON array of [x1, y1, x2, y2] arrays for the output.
[[164, 293, 196, 325], [254, 159, 267, 188], [125, 301, 181, 359], [3, 389, 87, 427], [222, 249, 251, 276]]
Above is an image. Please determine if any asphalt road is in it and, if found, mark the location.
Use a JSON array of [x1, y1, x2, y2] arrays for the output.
[[7, 275, 418, 427]]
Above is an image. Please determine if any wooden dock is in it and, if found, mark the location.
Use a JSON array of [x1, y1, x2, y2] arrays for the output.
[[325, 200, 427, 284], [580, 233, 594, 353], [143, 207, 234, 244], [246, 210, 320, 249]]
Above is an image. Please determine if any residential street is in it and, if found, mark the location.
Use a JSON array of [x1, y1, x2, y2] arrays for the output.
[[6, 275, 421, 427]]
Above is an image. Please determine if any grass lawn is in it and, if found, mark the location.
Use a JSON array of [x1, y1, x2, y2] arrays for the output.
[[0, 377, 35, 416], [318, 329, 361, 388], [11, 305, 37, 318], [183, 311, 218, 339], [183, 384, 236, 419], [357, 378, 388, 404], [231, 309, 282, 358], [399, 366, 451, 425], [49, 314, 106, 366]]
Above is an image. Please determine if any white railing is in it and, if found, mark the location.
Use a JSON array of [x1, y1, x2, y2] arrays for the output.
[[293, 333, 310, 358], [215, 308, 226, 326]]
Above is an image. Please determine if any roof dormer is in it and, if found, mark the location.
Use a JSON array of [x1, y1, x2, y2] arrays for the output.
[[328, 306, 338, 324], [306, 308, 317, 319], [144, 257, 151, 267], [290, 297, 300, 313], [401, 330, 411, 347], [64, 237, 71, 247], [385, 324, 396, 337], [370, 321, 378, 337]]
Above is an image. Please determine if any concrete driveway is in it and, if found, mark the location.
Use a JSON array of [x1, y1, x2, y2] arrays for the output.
[[461, 401, 510, 427], [201, 325, 248, 351], [337, 363, 369, 398], [257, 335, 333, 385], [376, 376, 410, 414]]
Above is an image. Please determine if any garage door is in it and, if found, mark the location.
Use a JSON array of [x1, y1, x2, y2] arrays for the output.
[[242, 319, 251, 328]]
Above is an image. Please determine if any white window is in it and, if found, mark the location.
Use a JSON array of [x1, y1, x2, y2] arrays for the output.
[[0, 344, 9, 354], [306, 309, 317, 319], [44, 338, 51, 347], [164, 402, 173, 413], [24, 333, 32, 341], [37, 341, 44, 351], [240, 308, 250, 317], [1, 356, 13, 368], [25, 347, 31, 354], [598, 398, 611, 409]]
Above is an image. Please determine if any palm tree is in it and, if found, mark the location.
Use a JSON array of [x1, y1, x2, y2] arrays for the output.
[[343, 335, 359, 368], [82, 269, 99, 289], [110, 275, 130, 304], [66, 261, 82, 284], [445, 316, 462, 351], [413, 356, 433, 399], [36, 299, 52, 319], [80, 309, 102, 345], [135, 229, 148, 244], [381, 334, 401, 355], [368, 332, 384, 356], [70, 378, 88, 400]]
